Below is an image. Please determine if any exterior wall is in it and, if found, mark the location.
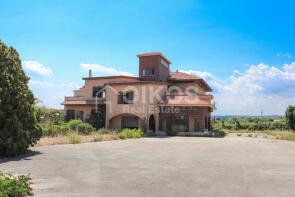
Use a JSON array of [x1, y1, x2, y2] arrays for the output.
[[81, 77, 139, 100], [139, 56, 170, 82], [64, 105, 94, 120], [159, 107, 211, 132], [105, 83, 168, 129], [169, 82, 206, 95], [109, 114, 144, 130], [109, 115, 121, 130]]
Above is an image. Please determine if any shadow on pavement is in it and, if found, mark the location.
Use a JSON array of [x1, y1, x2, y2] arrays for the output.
[[0, 150, 42, 164]]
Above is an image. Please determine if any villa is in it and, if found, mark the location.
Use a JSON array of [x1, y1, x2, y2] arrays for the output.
[[63, 52, 214, 135]]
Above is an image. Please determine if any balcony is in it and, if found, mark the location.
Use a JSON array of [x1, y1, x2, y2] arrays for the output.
[[158, 94, 214, 107], [63, 96, 105, 105]]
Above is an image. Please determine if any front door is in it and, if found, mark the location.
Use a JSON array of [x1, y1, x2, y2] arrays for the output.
[[194, 118, 200, 131], [149, 115, 156, 133]]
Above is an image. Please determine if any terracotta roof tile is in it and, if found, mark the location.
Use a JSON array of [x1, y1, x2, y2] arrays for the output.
[[136, 52, 172, 64], [169, 72, 201, 80]]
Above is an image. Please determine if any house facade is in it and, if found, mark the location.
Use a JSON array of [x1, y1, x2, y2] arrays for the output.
[[63, 52, 214, 135]]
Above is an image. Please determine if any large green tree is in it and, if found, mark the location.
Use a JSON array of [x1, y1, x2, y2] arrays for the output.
[[0, 41, 42, 156], [285, 105, 295, 131]]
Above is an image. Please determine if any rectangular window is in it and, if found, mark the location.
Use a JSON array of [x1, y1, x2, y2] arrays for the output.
[[92, 86, 105, 98], [118, 91, 134, 104], [65, 110, 75, 121], [76, 111, 84, 120], [167, 115, 188, 132], [161, 58, 169, 68], [143, 68, 154, 76]]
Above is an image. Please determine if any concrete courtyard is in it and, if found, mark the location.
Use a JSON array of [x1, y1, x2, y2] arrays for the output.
[[1, 137, 295, 197]]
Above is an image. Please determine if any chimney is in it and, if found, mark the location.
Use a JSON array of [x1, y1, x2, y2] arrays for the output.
[[88, 69, 92, 78]]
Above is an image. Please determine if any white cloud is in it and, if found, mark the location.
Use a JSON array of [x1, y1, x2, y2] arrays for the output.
[[181, 62, 295, 115], [23, 61, 53, 76], [179, 70, 215, 79], [29, 80, 80, 108], [277, 52, 292, 59], [80, 63, 133, 76], [29, 80, 80, 89]]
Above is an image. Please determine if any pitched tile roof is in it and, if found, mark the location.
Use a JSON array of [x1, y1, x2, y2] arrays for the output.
[[136, 52, 172, 64], [169, 71, 212, 92], [169, 72, 201, 80]]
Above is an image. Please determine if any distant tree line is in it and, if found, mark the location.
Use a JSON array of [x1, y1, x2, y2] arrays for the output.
[[214, 105, 295, 131]]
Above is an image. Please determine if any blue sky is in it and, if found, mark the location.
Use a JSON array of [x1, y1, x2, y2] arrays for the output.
[[1, 0, 295, 115]]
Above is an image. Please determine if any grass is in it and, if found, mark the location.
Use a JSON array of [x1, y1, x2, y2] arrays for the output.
[[216, 128, 295, 142], [37, 133, 121, 146], [67, 133, 82, 144], [95, 133, 119, 141]]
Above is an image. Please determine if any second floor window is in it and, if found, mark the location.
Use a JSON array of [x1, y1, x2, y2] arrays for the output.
[[118, 91, 134, 104], [143, 68, 154, 76], [93, 86, 105, 98]]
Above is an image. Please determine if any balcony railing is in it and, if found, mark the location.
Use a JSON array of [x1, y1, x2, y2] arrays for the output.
[[159, 94, 213, 107], [64, 96, 106, 105]]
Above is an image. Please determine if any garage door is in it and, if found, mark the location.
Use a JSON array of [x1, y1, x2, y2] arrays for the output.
[[122, 117, 138, 129]]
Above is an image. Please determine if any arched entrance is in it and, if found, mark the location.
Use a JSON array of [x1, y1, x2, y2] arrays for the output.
[[149, 115, 156, 133]]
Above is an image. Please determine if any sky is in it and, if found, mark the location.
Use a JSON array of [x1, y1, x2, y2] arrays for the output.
[[1, 0, 295, 115]]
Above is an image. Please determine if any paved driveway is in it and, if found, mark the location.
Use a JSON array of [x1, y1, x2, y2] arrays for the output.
[[1, 137, 295, 197]]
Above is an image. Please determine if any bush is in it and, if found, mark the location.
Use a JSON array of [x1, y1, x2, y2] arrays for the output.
[[66, 120, 95, 135], [97, 128, 109, 134], [41, 123, 71, 137], [212, 130, 226, 137], [0, 41, 42, 156], [67, 133, 82, 144], [0, 172, 33, 196], [118, 132, 127, 139], [285, 105, 295, 131], [118, 128, 143, 139], [87, 109, 105, 129]]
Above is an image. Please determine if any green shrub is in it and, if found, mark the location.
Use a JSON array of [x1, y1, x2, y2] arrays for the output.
[[0, 172, 33, 196], [117, 128, 143, 139], [66, 120, 95, 135], [285, 105, 295, 131], [67, 133, 82, 144], [76, 122, 96, 135], [212, 130, 226, 137], [97, 128, 109, 134], [42, 123, 71, 137], [118, 132, 128, 139]]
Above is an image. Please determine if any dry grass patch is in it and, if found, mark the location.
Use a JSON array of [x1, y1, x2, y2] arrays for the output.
[[36, 133, 120, 146], [37, 134, 96, 146]]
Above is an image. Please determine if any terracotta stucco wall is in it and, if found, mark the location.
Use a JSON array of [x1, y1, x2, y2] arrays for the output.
[[81, 77, 139, 99], [169, 82, 206, 95], [105, 83, 168, 129], [64, 105, 93, 120]]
